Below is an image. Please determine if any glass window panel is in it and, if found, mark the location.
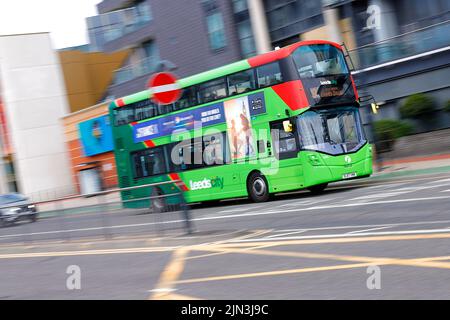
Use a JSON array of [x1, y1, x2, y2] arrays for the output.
[[198, 78, 227, 103], [206, 12, 227, 50], [132, 147, 167, 179], [228, 70, 256, 95], [257, 62, 283, 88]]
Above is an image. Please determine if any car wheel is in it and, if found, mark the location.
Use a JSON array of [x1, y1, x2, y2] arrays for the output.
[[30, 214, 38, 223], [247, 172, 270, 202], [307, 183, 328, 194]]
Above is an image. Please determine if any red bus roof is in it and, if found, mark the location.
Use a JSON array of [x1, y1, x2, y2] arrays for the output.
[[247, 40, 343, 68]]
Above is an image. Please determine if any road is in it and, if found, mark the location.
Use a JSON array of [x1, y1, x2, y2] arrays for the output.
[[1, 172, 450, 299]]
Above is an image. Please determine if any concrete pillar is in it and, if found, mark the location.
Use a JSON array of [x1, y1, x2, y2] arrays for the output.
[[247, 0, 272, 53], [322, 4, 343, 44]]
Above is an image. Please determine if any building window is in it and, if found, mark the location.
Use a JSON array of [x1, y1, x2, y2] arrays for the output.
[[206, 11, 227, 50], [142, 40, 158, 60], [232, 0, 248, 13], [135, 0, 152, 23], [237, 20, 256, 57]]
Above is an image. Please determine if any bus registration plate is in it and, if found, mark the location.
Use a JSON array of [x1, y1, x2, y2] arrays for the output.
[[342, 172, 357, 179]]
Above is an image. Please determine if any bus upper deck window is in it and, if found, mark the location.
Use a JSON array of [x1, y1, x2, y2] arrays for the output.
[[257, 62, 283, 88], [292, 44, 348, 78], [228, 69, 256, 95]]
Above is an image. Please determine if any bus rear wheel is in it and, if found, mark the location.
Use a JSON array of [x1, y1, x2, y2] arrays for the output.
[[247, 172, 270, 202], [307, 183, 328, 194]]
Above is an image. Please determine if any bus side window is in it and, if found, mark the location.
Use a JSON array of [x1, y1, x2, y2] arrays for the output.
[[257, 140, 266, 154], [203, 134, 224, 166], [257, 62, 283, 88], [198, 78, 227, 104], [174, 86, 197, 110], [131, 147, 167, 179], [270, 121, 298, 160], [227, 69, 256, 96]]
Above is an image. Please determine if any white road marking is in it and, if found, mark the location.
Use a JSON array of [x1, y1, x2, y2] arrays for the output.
[[219, 205, 264, 214], [265, 230, 307, 238], [346, 226, 392, 234], [425, 178, 450, 185], [230, 228, 450, 243], [348, 191, 411, 202], [441, 189, 450, 193], [277, 197, 338, 208], [269, 219, 450, 234]]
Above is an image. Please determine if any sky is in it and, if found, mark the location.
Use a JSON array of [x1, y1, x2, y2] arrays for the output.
[[0, 0, 102, 49]]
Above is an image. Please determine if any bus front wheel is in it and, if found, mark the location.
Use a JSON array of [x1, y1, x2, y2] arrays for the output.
[[247, 172, 270, 202], [307, 183, 328, 194]]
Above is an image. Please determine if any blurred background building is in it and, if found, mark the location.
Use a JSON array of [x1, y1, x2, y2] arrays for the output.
[[0, 33, 127, 197], [0, 33, 73, 197]]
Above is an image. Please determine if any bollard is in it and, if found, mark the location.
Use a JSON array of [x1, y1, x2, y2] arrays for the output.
[[178, 192, 193, 235], [98, 194, 111, 240], [54, 200, 70, 242]]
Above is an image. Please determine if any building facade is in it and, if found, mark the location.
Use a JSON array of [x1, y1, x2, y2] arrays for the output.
[[0, 33, 74, 198], [62, 102, 118, 195]]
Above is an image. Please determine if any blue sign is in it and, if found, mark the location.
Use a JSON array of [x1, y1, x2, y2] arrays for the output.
[[248, 92, 266, 116], [78, 115, 114, 156], [133, 103, 225, 143]]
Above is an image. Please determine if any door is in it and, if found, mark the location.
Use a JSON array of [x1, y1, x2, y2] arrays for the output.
[[79, 168, 102, 195]]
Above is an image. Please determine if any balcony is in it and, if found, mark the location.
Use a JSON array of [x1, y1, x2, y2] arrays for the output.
[[349, 20, 450, 70], [97, 0, 134, 14], [88, 3, 152, 51], [113, 56, 158, 85]]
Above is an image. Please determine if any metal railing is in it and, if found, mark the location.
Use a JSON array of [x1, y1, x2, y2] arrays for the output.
[[0, 181, 193, 244], [349, 20, 450, 70]]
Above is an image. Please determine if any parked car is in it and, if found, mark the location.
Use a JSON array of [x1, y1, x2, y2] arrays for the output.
[[0, 193, 38, 227]]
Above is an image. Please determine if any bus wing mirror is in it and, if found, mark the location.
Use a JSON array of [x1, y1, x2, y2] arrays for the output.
[[283, 120, 293, 133]]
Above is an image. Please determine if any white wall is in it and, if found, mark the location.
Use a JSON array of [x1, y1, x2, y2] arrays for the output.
[[0, 33, 73, 197]]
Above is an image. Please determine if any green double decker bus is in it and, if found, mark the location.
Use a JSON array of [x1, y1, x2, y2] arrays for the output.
[[109, 40, 373, 209]]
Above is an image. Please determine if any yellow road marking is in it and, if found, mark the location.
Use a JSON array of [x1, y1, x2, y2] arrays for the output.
[[150, 248, 189, 300], [185, 243, 277, 260], [175, 253, 450, 285], [2, 232, 450, 261], [175, 262, 376, 284], [192, 246, 450, 269]]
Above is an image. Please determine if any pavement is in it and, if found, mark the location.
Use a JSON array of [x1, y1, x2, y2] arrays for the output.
[[0, 158, 450, 299]]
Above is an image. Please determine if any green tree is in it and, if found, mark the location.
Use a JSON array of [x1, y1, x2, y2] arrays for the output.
[[400, 93, 436, 118], [444, 100, 450, 113]]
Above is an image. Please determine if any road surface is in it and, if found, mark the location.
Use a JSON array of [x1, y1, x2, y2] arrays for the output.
[[1, 172, 450, 299]]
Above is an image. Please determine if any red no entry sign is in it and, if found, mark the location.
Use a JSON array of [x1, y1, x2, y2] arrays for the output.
[[148, 72, 181, 105]]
